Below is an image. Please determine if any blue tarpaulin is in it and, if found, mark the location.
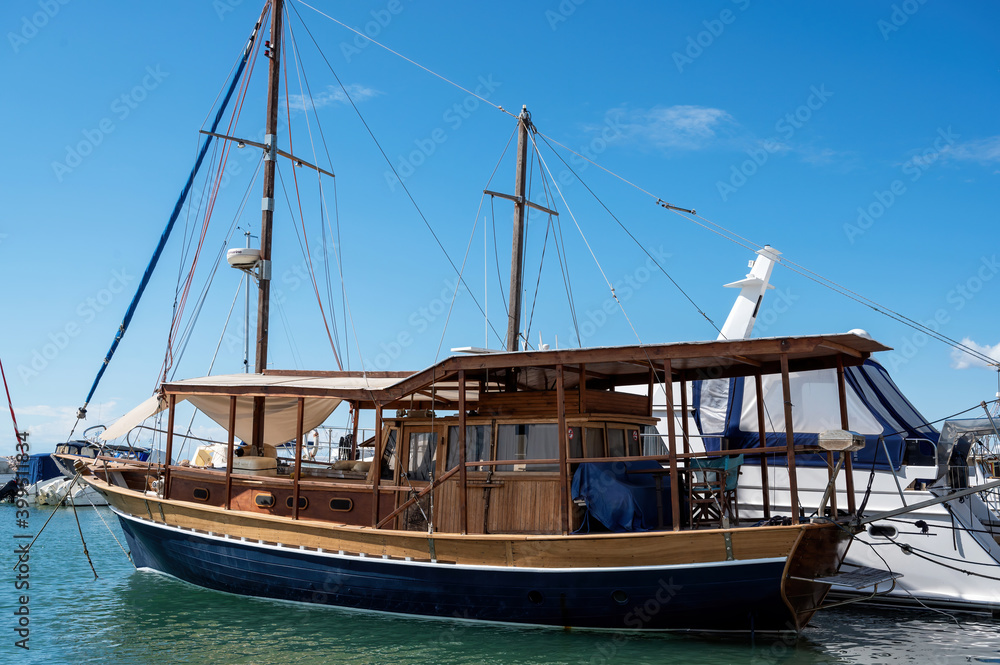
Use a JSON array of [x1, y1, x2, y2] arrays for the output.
[[572, 460, 673, 532]]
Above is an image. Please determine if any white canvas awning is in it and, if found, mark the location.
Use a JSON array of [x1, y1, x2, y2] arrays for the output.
[[186, 394, 340, 445], [101, 373, 406, 444], [101, 393, 172, 441], [164, 373, 403, 394]]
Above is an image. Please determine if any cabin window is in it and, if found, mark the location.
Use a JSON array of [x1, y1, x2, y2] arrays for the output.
[[607, 428, 625, 459], [446, 425, 492, 472], [286, 496, 308, 509], [380, 429, 398, 481], [407, 432, 438, 481], [496, 424, 559, 472], [626, 429, 641, 457], [585, 428, 605, 458], [192, 487, 210, 501], [568, 426, 583, 461], [642, 425, 666, 457], [254, 492, 275, 507]]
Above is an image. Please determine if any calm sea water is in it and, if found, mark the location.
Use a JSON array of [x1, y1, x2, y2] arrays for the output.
[[4, 505, 1000, 665]]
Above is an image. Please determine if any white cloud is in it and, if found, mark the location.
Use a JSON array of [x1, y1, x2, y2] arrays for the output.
[[1, 401, 116, 454], [606, 105, 734, 150], [951, 337, 1000, 370], [941, 136, 1000, 165], [285, 84, 379, 112]]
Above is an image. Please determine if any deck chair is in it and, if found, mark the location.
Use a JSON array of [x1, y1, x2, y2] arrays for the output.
[[688, 454, 743, 528]]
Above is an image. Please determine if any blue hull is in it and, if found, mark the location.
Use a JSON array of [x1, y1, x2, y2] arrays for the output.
[[117, 512, 796, 632]]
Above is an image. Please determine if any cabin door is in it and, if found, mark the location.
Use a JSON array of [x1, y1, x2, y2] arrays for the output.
[[399, 427, 440, 530]]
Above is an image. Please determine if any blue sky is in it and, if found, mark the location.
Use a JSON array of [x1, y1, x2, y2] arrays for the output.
[[2, 0, 998, 455]]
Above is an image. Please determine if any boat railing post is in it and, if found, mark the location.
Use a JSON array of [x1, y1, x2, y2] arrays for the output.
[[371, 405, 383, 527], [164, 393, 176, 501], [350, 405, 360, 461], [754, 372, 771, 520], [664, 360, 681, 531], [680, 376, 691, 457], [646, 366, 653, 417], [225, 395, 236, 510], [780, 353, 800, 520], [837, 355, 856, 514], [293, 397, 305, 520], [556, 364, 570, 535], [458, 370, 469, 535]]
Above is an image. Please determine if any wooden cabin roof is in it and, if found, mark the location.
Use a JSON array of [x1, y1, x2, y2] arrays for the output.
[[157, 333, 888, 408]]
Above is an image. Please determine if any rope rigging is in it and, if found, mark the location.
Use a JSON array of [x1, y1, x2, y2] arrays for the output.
[[284, 9, 351, 367], [278, 18, 343, 370]]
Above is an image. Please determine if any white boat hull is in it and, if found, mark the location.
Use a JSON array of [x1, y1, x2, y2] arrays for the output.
[[24, 477, 108, 507], [738, 464, 1000, 612]]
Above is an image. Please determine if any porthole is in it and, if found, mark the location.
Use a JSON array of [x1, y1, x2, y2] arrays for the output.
[[254, 493, 275, 507], [612, 590, 629, 605], [868, 524, 898, 539], [192, 487, 210, 501], [527, 590, 543, 605], [286, 495, 309, 509], [330, 497, 353, 512]]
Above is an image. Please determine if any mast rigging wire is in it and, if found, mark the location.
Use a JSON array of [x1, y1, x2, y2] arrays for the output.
[[536, 133, 721, 337], [283, 5, 351, 368], [284, 13, 343, 358], [294, 0, 515, 120], [288, 2, 507, 350], [277, 25, 343, 370]]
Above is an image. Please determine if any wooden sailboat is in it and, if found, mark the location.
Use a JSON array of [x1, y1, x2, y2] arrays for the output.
[[70, 0, 894, 633]]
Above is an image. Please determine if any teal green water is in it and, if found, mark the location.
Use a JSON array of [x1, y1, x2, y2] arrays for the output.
[[4, 506, 1000, 664]]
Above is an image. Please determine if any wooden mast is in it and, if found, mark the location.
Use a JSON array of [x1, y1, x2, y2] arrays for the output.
[[505, 106, 531, 353], [251, 0, 283, 454]]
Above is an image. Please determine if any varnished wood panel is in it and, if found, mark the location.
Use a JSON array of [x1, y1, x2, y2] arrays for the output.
[[486, 476, 561, 534], [477, 389, 648, 418]]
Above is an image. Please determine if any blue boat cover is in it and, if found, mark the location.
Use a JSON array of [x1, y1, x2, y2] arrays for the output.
[[693, 359, 939, 472], [18, 453, 61, 486], [572, 460, 670, 532]]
